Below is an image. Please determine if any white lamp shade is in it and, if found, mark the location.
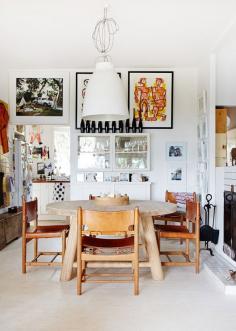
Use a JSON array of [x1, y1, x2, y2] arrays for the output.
[[82, 61, 129, 121]]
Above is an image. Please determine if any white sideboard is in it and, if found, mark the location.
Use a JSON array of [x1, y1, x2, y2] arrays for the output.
[[32, 182, 70, 220], [71, 182, 151, 200]]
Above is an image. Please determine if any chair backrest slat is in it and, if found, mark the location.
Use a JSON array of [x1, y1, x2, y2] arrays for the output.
[[22, 196, 38, 224], [186, 200, 200, 224], [80, 209, 136, 233], [165, 191, 196, 205]]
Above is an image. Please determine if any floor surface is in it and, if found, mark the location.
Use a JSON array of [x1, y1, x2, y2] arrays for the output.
[[1, 238, 236, 331]]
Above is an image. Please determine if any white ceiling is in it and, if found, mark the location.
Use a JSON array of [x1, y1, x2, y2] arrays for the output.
[[1, 0, 236, 68]]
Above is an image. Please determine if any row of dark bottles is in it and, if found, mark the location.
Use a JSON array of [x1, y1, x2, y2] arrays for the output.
[[80, 116, 143, 133]]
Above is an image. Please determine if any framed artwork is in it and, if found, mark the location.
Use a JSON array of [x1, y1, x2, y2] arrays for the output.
[[85, 172, 103, 182], [167, 163, 187, 191], [9, 71, 69, 125], [76, 72, 121, 129], [128, 71, 174, 129], [119, 173, 130, 182], [37, 162, 45, 175], [166, 142, 187, 161]]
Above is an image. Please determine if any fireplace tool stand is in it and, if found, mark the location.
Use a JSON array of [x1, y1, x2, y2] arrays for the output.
[[200, 194, 216, 256]]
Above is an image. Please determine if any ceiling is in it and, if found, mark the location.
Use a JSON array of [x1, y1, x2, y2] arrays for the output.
[[1, 0, 236, 68]]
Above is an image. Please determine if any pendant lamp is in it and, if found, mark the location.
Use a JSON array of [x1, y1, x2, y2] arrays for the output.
[[82, 7, 129, 121]]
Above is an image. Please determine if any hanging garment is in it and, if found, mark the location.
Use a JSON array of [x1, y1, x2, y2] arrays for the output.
[[53, 182, 65, 201], [0, 101, 9, 154]]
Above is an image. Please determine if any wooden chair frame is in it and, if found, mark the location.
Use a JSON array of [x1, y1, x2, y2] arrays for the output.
[[153, 191, 197, 244], [155, 201, 200, 273], [77, 208, 139, 295], [22, 196, 69, 273]]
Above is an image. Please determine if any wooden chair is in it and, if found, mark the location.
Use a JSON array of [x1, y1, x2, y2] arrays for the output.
[[77, 208, 139, 295], [155, 200, 200, 273], [153, 191, 197, 244], [22, 196, 70, 273]]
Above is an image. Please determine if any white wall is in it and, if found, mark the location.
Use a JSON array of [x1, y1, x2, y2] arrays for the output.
[[70, 67, 198, 200]]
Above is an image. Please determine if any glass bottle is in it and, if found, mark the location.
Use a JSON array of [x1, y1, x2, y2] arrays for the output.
[[112, 121, 116, 133], [91, 121, 96, 133], [118, 120, 124, 133], [98, 121, 103, 133], [105, 121, 110, 133], [85, 120, 90, 133], [132, 110, 136, 133], [125, 119, 130, 133], [80, 119, 85, 133]]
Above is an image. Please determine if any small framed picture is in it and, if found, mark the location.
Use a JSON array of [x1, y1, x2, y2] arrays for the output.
[[85, 172, 103, 182], [166, 142, 187, 161], [167, 163, 187, 191], [37, 162, 45, 175], [119, 173, 130, 182], [104, 173, 112, 182]]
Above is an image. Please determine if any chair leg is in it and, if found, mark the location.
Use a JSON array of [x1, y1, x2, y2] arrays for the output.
[[180, 219, 183, 245], [195, 237, 200, 273], [77, 258, 82, 295], [62, 231, 66, 262], [34, 238, 38, 260], [185, 239, 189, 258], [155, 230, 160, 252], [133, 258, 139, 296], [22, 237, 26, 274]]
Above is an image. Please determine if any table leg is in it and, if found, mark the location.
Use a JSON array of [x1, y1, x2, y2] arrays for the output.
[[141, 215, 164, 280], [60, 215, 77, 281]]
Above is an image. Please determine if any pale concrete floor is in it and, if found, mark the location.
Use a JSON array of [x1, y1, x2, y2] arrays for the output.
[[1, 238, 236, 331]]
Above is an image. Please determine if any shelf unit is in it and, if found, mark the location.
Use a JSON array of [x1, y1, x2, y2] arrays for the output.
[[75, 133, 150, 173]]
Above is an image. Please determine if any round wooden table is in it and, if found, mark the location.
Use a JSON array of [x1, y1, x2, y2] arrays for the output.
[[46, 200, 176, 281]]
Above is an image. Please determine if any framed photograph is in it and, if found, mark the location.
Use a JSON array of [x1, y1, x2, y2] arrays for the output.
[[9, 71, 69, 125], [128, 71, 174, 129], [119, 173, 130, 182], [104, 173, 112, 182], [37, 162, 45, 175], [167, 163, 187, 191], [76, 72, 121, 129], [85, 172, 103, 183], [166, 142, 187, 161]]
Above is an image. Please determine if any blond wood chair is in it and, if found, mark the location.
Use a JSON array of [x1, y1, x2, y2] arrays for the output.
[[155, 200, 200, 273], [22, 196, 69, 273], [77, 208, 139, 295], [153, 191, 197, 244]]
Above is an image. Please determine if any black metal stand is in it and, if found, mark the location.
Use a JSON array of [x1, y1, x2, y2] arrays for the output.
[[200, 194, 216, 256]]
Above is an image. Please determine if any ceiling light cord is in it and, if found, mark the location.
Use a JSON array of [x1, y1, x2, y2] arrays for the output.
[[92, 7, 119, 61]]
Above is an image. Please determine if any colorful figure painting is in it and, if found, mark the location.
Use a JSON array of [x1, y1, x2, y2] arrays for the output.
[[128, 71, 173, 129]]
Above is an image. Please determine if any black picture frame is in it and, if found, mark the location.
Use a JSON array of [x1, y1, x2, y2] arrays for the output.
[[128, 71, 174, 129]]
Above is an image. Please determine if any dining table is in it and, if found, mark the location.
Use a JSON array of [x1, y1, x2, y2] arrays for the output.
[[46, 200, 176, 281]]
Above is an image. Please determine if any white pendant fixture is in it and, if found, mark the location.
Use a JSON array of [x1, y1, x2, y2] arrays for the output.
[[82, 7, 129, 121]]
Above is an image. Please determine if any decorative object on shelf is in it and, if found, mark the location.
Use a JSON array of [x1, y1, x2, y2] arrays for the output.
[[85, 120, 90, 133], [118, 120, 124, 133], [37, 162, 45, 175], [132, 111, 137, 133], [82, 7, 128, 122], [9, 71, 69, 125], [119, 173, 130, 182], [98, 121, 103, 133], [138, 116, 143, 133], [112, 121, 116, 133], [128, 71, 174, 129], [91, 121, 96, 133], [125, 119, 130, 133], [85, 172, 103, 182], [105, 121, 110, 133], [166, 142, 187, 161]]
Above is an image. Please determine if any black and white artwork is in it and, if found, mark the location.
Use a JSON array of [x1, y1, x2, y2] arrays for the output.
[[166, 142, 187, 161]]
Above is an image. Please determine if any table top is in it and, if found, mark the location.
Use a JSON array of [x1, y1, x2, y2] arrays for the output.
[[46, 200, 176, 217]]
